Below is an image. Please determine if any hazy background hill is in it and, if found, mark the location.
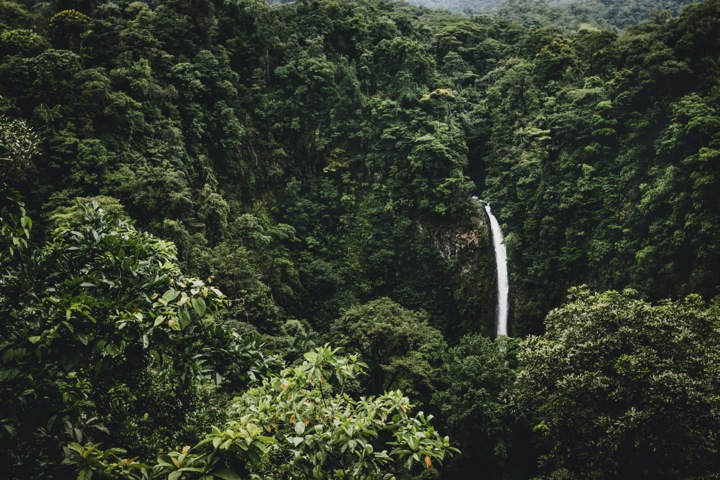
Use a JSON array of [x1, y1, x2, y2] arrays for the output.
[[402, 0, 704, 28]]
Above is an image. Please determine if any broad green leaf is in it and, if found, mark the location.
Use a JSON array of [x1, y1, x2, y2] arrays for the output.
[[77, 468, 92, 480], [192, 297, 207, 317], [163, 289, 180, 303], [178, 307, 191, 329]]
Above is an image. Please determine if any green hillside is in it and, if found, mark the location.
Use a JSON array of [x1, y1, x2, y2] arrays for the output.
[[405, 0, 704, 28], [1, 0, 720, 478]]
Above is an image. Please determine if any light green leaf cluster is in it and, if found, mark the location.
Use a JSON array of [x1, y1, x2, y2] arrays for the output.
[[65, 346, 457, 479], [226, 345, 456, 478]]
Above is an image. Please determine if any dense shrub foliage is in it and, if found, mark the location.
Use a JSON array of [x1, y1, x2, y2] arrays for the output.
[[515, 289, 720, 479]]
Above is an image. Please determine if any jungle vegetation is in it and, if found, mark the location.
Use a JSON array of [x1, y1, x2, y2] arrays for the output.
[[404, 0, 703, 29], [1, 0, 720, 478]]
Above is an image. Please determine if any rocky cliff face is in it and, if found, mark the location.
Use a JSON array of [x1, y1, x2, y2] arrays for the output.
[[424, 209, 497, 340]]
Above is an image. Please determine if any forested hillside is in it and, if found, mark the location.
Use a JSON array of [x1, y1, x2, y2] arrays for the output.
[[405, 0, 704, 29], [1, 0, 720, 478], [496, 0, 703, 28]]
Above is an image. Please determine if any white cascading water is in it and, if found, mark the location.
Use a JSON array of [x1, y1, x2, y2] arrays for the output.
[[484, 204, 509, 336]]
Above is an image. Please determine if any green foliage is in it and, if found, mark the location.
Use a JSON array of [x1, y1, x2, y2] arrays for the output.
[[65, 346, 458, 479], [406, 0, 705, 29], [477, 0, 720, 333], [0, 0, 491, 342], [431, 334, 516, 478], [226, 345, 457, 478], [0, 112, 38, 262], [0, 110, 39, 180], [2, 0, 720, 476], [0, 28, 49, 57], [0, 202, 269, 477], [47, 195, 128, 231], [191, 212, 300, 333], [0, 188, 32, 261], [514, 288, 720, 479], [49, 9, 94, 50], [329, 298, 446, 404]]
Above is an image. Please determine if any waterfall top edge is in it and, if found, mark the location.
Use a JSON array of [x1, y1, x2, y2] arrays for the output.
[[471, 195, 488, 206]]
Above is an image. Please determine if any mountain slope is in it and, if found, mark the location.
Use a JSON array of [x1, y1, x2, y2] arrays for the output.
[[403, 0, 704, 28]]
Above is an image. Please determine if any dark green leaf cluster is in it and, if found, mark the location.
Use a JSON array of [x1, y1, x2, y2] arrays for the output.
[[514, 288, 720, 479], [0, 203, 274, 477], [329, 297, 447, 404]]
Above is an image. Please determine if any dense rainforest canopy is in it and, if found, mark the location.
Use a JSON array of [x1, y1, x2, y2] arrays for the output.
[[1, 0, 720, 477]]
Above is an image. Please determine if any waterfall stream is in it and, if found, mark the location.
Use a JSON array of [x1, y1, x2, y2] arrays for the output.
[[476, 199, 509, 336]]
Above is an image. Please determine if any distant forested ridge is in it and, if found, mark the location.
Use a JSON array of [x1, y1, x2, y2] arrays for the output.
[[404, 0, 704, 28], [395, 0, 503, 15], [1, 0, 720, 477]]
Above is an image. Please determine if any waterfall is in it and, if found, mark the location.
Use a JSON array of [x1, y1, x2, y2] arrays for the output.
[[481, 201, 509, 336]]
